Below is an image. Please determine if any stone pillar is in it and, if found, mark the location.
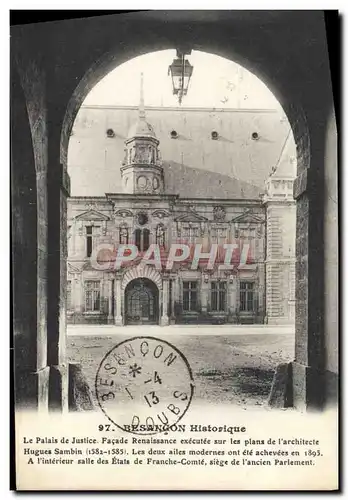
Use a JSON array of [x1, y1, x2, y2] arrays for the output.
[[323, 107, 338, 406], [12, 59, 50, 411], [173, 276, 180, 302], [46, 78, 73, 411], [291, 164, 326, 410], [201, 275, 209, 314], [228, 278, 237, 315], [108, 279, 113, 323], [258, 263, 266, 323], [172, 275, 180, 320], [288, 95, 335, 410], [161, 279, 169, 326], [46, 161, 70, 412], [114, 276, 123, 326], [170, 278, 175, 323], [75, 275, 83, 314], [288, 262, 296, 323]]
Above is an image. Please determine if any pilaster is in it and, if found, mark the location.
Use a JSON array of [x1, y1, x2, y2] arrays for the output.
[[160, 278, 169, 326], [201, 275, 209, 313], [107, 278, 114, 323], [114, 275, 123, 326]]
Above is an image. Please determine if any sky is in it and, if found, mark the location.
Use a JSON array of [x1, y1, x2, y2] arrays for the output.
[[83, 49, 283, 111]]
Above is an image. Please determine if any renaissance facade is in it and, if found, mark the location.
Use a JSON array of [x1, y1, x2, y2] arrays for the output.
[[67, 90, 296, 326]]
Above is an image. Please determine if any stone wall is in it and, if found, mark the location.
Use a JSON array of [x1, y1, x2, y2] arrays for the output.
[[67, 195, 267, 325], [265, 202, 296, 324]]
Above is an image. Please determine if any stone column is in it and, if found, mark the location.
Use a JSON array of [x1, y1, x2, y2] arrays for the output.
[[258, 263, 266, 323], [228, 278, 237, 315], [114, 276, 123, 326], [161, 279, 169, 326], [291, 166, 325, 410], [107, 279, 113, 323], [173, 276, 180, 302], [172, 275, 180, 319], [75, 275, 83, 314], [170, 278, 175, 323], [46, 160, 70, 412], [201, 275, 209, 314], [289, 102, 332, 410]]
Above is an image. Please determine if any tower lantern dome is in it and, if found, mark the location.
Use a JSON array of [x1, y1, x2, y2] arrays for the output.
[[121, 73, 164, 195], [126, 120, 157, 140]]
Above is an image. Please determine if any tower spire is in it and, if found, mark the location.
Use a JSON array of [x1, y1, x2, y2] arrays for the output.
[[139, 72, 145, 120]]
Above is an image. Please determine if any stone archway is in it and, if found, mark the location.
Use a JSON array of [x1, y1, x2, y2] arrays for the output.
[[124, 278, 159, 325], [11, 11, 337, 411], [59, 44, 316, 407], [121, 265, 163, 291], [121, 266, 168, 326], [60, 48, 310, 173]]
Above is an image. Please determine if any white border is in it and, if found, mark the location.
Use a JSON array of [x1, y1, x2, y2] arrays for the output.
[[3, 6, 344, 499]]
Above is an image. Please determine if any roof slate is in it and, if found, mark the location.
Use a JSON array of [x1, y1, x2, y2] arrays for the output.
[[68, 105, 296, 199]]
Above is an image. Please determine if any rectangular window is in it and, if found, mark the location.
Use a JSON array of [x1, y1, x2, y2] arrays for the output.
[[183, 281, 198, 312], [85, 280, 101, 312], [240, 281, 254, 312], [67, 280, 72, 310], [86, 226, 93, 257], [211, 281, 227, 312]]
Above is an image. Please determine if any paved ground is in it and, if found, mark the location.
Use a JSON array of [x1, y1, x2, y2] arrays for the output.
[[68, 324, 294, 336], [67, 326, 295, 409]]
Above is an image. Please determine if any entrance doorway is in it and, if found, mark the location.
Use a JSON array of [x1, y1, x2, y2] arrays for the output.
[[125, 278, 159, 325]]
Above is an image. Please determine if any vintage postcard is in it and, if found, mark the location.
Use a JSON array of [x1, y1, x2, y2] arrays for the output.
[[11, 10, 339, 491]]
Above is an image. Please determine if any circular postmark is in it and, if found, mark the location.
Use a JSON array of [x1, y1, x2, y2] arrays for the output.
[[95, 336, 194, 435]]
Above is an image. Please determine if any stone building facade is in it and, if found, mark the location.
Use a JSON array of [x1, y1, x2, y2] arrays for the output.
[[67, 89, 296, 326]]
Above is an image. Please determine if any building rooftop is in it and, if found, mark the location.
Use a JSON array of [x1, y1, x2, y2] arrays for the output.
[[68, 105, 296, 199]]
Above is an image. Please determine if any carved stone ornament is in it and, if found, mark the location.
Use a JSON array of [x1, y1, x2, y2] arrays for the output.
[[115, 209, 133, 218], [78, 221, 84, 236], [152, 210, 168, 219], [86, 202, 99, 212], [213, 206, 226, 221], [256, 224, 263, 238], [137, 212, 149, 226]]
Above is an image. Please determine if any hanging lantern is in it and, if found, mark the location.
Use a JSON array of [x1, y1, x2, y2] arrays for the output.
[[168, 50, 194, 105]]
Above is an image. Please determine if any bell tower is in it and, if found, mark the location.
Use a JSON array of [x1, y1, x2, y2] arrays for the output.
[[121, 73, 164, 194]]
